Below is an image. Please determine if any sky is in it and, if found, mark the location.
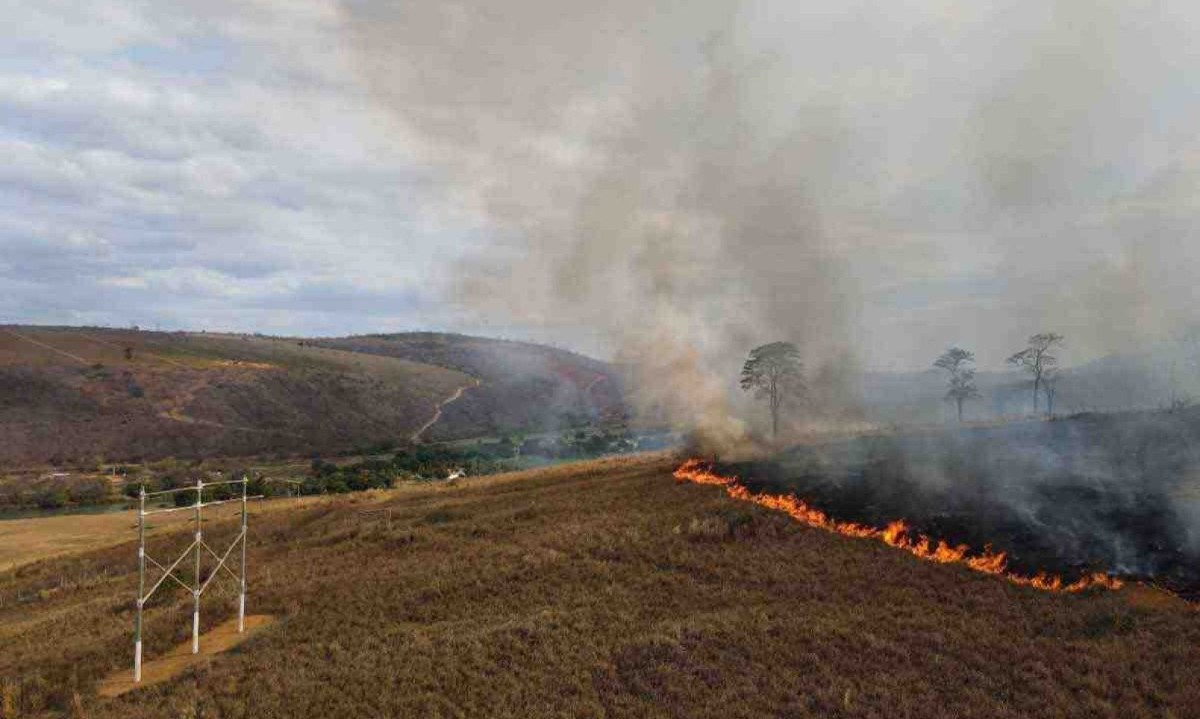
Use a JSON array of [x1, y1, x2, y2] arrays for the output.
[[1, 0, 479, 339], [4, 1, 1200, 373]]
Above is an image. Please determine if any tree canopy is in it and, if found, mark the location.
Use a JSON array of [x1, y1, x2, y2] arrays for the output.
[[740, 341, 805, 439], [1007, 333, 1064, 415], [934, 347, 980, 422]]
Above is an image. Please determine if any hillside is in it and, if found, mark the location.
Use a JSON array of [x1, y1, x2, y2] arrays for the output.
[[1, 454, 1197, 717], [0, 326, 619, 467], [860, 350, 1200, 425], [314, 333, 625, 441]]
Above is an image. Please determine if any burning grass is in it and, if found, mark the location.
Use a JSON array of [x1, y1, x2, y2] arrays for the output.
[[2, 453, 1199, 717], [674, 459, 1124, 593]]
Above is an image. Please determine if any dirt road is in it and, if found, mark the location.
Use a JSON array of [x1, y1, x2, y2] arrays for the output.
[[410, 378, 481, 441]]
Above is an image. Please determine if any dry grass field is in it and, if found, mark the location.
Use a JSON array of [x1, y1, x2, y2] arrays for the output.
[[0, 326, 632, 470], [0, 326, 478, 466], [2, 454, 1198, 718], [0, 493, 339, 573]]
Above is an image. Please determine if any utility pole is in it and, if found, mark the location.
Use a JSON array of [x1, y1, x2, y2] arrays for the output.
[[239, 476, 247, 633], [134, 486, 145, 683], [193, 477, 202, 654]]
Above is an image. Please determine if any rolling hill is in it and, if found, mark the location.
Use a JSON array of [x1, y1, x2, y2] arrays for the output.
[[313, 333, 624, 441], [0, 326, 623, 467], [859, 348, 1200, 425]]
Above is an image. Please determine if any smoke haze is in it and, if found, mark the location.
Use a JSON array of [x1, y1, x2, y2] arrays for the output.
[[340, 0, 1200, 435]]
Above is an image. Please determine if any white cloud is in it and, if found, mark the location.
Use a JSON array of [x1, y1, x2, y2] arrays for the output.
[[0, 0, 473, 336]]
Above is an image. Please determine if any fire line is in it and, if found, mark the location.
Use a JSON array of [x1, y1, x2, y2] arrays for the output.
[[673, 459, 1123, 594]]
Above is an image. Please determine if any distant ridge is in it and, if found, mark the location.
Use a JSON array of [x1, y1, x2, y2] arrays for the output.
[[0, 326, 622, 467]]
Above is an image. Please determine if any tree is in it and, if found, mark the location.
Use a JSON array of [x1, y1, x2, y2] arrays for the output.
[[740, 341, 805, 440], [1042, 367, 1059, 417], [933, 347, 980, 422], [1007, 333, 1064, 415]]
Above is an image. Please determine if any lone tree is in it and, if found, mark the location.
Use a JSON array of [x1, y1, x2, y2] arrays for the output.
[[1042, 367, 1060, 417], [1007, 333, 1064, 415], [740, 341, 805, 440], [933, 347, 980, 422]]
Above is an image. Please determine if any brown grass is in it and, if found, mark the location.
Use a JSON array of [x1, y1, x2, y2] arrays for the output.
[[1, 453, 1198, 717], [97, 615, 276, 698], [0, 494, 338, 573], [0, 327, 475, 466]]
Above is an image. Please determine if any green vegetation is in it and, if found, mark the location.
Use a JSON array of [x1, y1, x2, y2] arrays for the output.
[[0, 426, 655, 515], [0, 474, 115, 513]]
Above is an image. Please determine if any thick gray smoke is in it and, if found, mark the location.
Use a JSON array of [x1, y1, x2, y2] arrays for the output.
[[723, 409, 1200, 594], [339, 1, 1200, 440]]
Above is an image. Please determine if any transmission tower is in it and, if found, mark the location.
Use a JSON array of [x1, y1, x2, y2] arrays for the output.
[[133, 477, 261, 683]]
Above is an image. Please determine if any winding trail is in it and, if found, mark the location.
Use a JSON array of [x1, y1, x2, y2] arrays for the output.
[[410, 378, 481, 442], [2, 328, 89, 364], [583, 374, 607, 395], [6, 328, 300, 437], [69, 330, 193, 369]]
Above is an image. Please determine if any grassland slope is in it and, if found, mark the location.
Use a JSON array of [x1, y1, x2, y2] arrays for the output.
[[314, 332, 625, 441], [0, 327, 473, 466], [1, 455, 1197, 717]]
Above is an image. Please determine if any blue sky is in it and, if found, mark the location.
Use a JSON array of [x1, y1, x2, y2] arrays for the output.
[[4, 1, 1200, 372]]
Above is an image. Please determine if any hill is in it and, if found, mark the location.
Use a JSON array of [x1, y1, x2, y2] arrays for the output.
[[0, 326, 622, 468], [313, 332, 625, 441], [859, 348, 1200, 424], [0, 454, 1196, 717]]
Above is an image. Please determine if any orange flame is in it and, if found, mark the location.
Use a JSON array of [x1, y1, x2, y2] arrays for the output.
[[673, 459, 1123, 593]]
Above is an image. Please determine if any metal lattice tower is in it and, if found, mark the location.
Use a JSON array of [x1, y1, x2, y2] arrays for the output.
[[133, 476, 262, 683]]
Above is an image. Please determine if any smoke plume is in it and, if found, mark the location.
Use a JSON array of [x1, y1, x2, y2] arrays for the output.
[[339, 1, 1200, 439]]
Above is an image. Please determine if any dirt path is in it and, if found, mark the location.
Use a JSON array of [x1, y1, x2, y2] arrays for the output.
[[97, 615, 277, 697], [148, 359, 306, 438], [2, 328, 89, 365], [583, 374, 606, 394], [4, 328, 289, 436], [158, 409, 307, 438], [70, 330, 192, 369], [410, 379, 481, 442]]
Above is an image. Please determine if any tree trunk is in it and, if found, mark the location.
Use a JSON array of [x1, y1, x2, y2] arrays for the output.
[[770, 378, 779, 441], [956, 397, 963, 423], [1033, 376, 1040, 414]]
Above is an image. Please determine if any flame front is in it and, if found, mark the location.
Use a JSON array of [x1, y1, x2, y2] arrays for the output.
[[673, 459, 1123, 594]]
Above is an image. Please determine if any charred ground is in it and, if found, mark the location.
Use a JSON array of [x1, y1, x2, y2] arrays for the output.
[[713, 409, 1200, 599]]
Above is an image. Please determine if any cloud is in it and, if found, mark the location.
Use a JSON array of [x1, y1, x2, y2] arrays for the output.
[[4, 0, 1200, 391], [0, 0, 467, 335]]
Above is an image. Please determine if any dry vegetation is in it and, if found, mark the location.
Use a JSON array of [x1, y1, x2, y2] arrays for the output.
[[2, 454, 1198, 718], [315, 333, 624, 440], [0, 494, 332, 573], [0, 327, 480, 466]]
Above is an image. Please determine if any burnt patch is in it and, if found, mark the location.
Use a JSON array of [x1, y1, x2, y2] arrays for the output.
[[716, 411, 1200, 598]]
